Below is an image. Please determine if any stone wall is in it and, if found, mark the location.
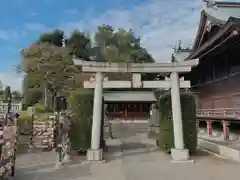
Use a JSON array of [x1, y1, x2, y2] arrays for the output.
[[0, 119, 17, 178], [32, 116, 55, 150]]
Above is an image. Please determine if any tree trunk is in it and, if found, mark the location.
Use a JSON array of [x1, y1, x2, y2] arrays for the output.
[[52, 91, 57, 111], [44, 86, 48, 107]]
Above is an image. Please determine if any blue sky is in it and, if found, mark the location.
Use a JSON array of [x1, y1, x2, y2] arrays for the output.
[[0, 0, 237, 90]]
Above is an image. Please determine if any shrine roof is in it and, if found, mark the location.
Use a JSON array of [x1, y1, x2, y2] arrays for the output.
[[186, 1, 240, 60], [103, 91, 156, 102], [172, 50, 190, 62], [204, 1, 240, 22], [188, 17, 240, 60]]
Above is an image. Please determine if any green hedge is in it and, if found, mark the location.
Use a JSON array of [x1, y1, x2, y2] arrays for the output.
[[68, 89, 93, 151], [157, 92, 197, 154], [68, 89, 105, 152], [18, 111, 33, 135], [34, 103, 53, 113]]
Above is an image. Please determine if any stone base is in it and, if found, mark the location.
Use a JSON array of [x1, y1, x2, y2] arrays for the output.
[[171, 148, 190, 162], [87, 148, 103, 161], [63, 154, 71, 162], [55, 162, 63, 169]]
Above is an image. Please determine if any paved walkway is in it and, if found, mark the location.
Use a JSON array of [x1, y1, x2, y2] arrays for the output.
[[14, 123, 240, 180], [199, 128, 240, 150]]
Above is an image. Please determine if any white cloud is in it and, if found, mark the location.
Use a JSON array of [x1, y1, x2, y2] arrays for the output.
[[0, 30, 9, 41], [0, 73, 23, 91], [24, 22, 49, 32], [62, 0, 203, 61]]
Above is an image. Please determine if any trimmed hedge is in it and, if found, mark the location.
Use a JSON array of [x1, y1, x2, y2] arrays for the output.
[[34, 103, 53, 113], [157, 92, 197, 154], [18, 111, 33, 135], [34, 103, 46, 113], [68, 89, 105, 152]]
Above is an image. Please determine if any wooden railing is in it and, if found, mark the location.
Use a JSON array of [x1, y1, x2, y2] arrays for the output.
[[196, 108, 240, 118]]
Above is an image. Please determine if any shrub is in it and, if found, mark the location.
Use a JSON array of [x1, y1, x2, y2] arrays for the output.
[[157, 92, 197, 154], [22, 88, 42, 107], [34, 103, 46, 113], [44, 105, 53, 113], [37, 114, 51, 121], [34, 103, 53, 113], [68, 89, 94, 152], [18, 111, 33, 135]]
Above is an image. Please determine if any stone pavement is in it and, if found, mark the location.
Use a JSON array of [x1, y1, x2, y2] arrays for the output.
[[14, 123, 240, 180], [199, 128, 240, 150]]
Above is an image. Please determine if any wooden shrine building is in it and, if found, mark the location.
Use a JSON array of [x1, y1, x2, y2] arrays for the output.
[[104, 90, 156, 120], [174, 0, 240, 112]]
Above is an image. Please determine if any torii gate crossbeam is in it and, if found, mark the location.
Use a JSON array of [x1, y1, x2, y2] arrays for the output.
[[73, 59, 199, 162]]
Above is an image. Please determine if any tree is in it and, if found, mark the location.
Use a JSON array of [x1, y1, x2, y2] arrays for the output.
[[38, 29, 92, 60], [66, 30, 92, 60], [39, 29, 64, 47], [20, 25, 156, 108], [92, 25, 155, 80], [22, 88, 42, 107], [12, 90, 22, 101], [0, 80, 3, 90], [21, 43, 79, 109], [3, 86, 12, 103], [0, 80, 4, 101]]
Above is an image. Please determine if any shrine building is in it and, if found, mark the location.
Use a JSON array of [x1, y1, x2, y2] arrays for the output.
[[174, 0, 240, 111]]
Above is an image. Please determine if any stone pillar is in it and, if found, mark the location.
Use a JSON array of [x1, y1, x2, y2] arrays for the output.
[[148, 104, 158, 138], [170, 72, 189, 161], [222, 120, 229, 140], [206, 121, 212, 136], [87, 72, 104, 161], [196, 120, 199, 132]]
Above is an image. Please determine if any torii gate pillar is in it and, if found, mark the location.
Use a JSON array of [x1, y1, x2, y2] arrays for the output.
[[87, 72, 104, 161], [73, 59, 199, 162], [170, 72, 190, 162]]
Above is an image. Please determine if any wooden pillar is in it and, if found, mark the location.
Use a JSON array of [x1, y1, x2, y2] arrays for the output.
[[139, 103, 142, 119], [124, 103, 127, 121], [206, 121, 212, 136], [222, 120, 229, 140]]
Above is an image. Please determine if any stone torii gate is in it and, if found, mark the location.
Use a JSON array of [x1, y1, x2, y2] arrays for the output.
[[73, 59, 199, 162]]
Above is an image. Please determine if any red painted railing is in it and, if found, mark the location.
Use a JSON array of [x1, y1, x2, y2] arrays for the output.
[[196, 108, 240, 119]]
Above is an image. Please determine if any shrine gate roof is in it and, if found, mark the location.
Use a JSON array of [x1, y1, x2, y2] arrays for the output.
[[103, 91, 156, 102]]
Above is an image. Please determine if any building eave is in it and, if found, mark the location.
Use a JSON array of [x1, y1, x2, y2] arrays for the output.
[[204, 1, 240, 22], [191, 0, 240, 55], [187, 17, 240, 60], [104, 91, 157, 102]]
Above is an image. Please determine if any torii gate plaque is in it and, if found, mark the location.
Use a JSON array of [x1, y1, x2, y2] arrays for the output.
[[73, 59, 199, 162]]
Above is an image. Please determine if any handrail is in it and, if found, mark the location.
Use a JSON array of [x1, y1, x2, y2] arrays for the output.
[[196, 108, 240, 118]]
